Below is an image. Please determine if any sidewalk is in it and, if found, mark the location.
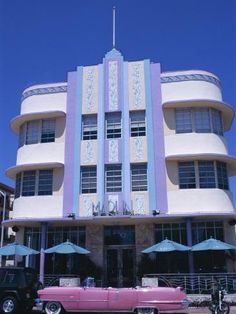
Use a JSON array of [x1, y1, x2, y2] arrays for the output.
[[188, 306, 236, 313]]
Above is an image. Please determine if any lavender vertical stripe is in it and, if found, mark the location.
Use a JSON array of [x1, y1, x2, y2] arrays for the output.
[[122, 61, 131, 209], [63, 72, 77, 216], [97, 64, 105, 207], [151, 63, 168, 214], [73, 66, 83, 215]]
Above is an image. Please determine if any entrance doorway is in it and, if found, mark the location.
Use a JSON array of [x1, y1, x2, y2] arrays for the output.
[[105, 246, 135, 287]]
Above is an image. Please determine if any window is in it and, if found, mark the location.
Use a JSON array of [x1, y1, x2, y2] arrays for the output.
[[104, 226, 135, 245], [81, 166, 97, 194], [19, 119, 56, 147], [105, 164, 122, 192], [15, 169, 53, 198], [82, 115, 97, 140], [175, 109, 192, 133], [41, 119, 55, 143], [212, 109, 223, 136], [25, 121, 39, 145], [130, 111, 146, 137], [178, 161, 229, 190], [38, 170, 53, 195], [217, 161, 229, 190], [131, 164, 147, 191], [19, 124, 26, 148], [15, 173, 21, 198], [175, 108, 223, 135], [195, 108, 210, 133], [106, 113, 121, 139], [198, 161, 216, 188], [192, 221, 223, 244], [155, 223, 187, 244], [22, 171, 36, 196], [178, 161, 196, 189]]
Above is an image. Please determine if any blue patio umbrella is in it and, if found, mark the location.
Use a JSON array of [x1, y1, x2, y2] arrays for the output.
[[142, 239, 190, 273], [0, 242, 39, 256], [44, 240, 90, 254], [142, 239, 191, 253], [191, 238, 236, 251]]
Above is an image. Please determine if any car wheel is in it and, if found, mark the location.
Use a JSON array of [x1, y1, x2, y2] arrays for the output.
[[0, 296, 18, 314], [136, 308, 157, 314], [45, 301, 63, 314]]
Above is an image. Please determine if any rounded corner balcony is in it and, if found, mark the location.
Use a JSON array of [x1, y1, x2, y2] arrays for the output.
[[161, 70, 223, 103], [11, 110, 66, 133], [6, 162, 64, 179], [163, 99, 234, 132], [20, 82, 67, 115], [166, 153, 236, 176]]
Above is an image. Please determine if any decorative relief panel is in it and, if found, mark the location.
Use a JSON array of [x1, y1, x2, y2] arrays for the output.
[[82, 66, 98, 114], [130, 137, 147, 163], [109, 139, 118, 162], [128, 62, 145, 110], [82, 195, 94, 216], [133, 194, 145, 215], [81, 141, 96, 165], [134, 138, 144, 160], [108, 61, 118, 110]]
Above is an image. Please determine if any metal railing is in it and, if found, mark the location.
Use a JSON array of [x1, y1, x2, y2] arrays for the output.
[[143, 273, 236, 294]]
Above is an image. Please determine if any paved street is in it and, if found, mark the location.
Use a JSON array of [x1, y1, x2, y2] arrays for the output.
[[32, 307, 236, 313]]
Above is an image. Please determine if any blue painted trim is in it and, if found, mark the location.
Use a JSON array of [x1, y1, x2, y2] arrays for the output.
[[161, 73, 221, 88], [144, 59, 157, 213], [97, 64, 105, 207], [22, 85, 67, 101], [72, 66, 83, 215], [122, 62, 131, 209]]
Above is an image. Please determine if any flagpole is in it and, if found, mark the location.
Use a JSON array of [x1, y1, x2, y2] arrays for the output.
[[113, 6, 116, 48]]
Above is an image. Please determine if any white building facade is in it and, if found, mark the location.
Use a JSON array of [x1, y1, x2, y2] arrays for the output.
[[6, 49, 236, 286]]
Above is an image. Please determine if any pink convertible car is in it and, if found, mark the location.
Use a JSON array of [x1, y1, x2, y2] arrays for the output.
[[37, 285, 189, 314]]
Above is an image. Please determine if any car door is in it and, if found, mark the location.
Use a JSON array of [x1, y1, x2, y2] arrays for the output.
[[78, 288, 109, 311]]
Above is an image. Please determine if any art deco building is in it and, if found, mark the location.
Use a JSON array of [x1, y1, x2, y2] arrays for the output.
[[6, 48, 236, 286]]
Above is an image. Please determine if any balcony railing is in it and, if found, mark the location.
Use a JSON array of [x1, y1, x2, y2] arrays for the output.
[[143, 273, 236, 294]]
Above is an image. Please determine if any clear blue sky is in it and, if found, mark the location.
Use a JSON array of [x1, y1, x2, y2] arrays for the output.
[[0, 0, 236, 200]]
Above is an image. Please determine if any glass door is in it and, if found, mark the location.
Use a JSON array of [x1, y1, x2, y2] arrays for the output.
[[105, 247, 135, 287]]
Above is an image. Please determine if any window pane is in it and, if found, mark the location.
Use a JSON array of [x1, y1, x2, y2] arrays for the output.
[[38, 170, 53, 195], [19, 124, 25, 148], [175, 109, 192, 133], [195, 108, 211, 133], [81, 166, 97, 193], [41, 119, 55, 143], [82, 115, 97, 140], [25, 121, 39, 144], [198, 161, 216, 188], [22, 171, 36, 196], [217, 161, 229, 190], [105, 164, 122, 192], [212, 109, 223, 136], [178, 161, 196, 189], [15, 173, 21, 199], [130, 111, 146, 137], [106, 113, 121, 139], [131, 164, 147, 191]]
